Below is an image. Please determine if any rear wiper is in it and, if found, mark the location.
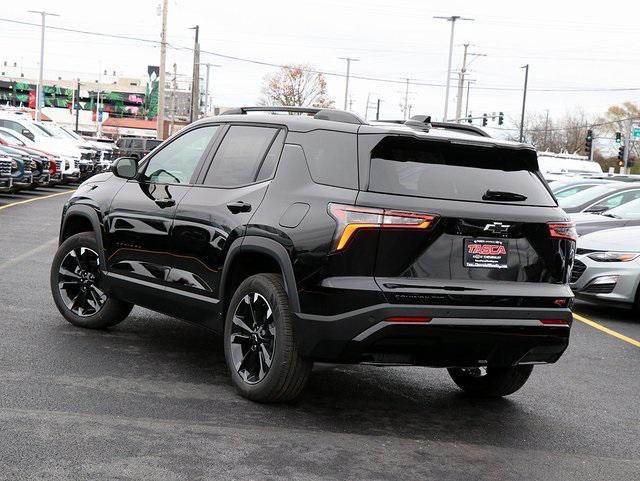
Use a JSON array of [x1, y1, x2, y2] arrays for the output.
[[482, 190, 528, 202]]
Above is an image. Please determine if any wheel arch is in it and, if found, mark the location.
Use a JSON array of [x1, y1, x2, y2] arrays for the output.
[[220, 236, 300, 315], [60, 205, 107, 268]]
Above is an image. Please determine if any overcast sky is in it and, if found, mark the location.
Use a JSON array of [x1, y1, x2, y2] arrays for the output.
[[2, 0, 640, 131]]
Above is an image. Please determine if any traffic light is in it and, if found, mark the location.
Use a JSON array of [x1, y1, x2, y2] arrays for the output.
[[482, 114, 488, 127], [615, 132, 621, 143], [467, 115, 472, 124], [498, 112, 504, 125], [618, 145, 625, 161], [585, 129, 593, 156]]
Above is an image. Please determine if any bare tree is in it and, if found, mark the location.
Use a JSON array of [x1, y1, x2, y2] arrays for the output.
[[599, 101, 640, 158], [507, 108, 594, 155], [259, 64, 334, 108]]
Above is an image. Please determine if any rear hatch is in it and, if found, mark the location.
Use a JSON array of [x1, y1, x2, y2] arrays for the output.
[[356, 134, 575, 307]]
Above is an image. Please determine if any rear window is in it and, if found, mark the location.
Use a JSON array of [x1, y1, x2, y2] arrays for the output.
[[368, 137, 555, 206]]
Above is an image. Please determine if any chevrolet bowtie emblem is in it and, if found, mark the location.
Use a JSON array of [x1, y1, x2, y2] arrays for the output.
[[483, 222, 511, 234]]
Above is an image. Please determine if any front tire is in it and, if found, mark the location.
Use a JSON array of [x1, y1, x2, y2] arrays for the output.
[[447, 365, 533, 397], [224, 274, 311, 403], [50, 232, 133, 329]]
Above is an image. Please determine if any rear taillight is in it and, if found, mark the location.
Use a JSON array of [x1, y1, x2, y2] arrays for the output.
[[548, 222, 577, 241], [328, 203, 437, 251]]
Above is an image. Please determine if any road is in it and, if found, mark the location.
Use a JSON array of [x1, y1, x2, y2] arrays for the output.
[[0, 188, 638, 481]]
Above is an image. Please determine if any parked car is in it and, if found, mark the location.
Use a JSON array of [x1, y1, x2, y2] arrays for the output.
[[571, 226, 640, 311], [114, 137, 162, 160], [571, 197, 640, 235], [50, 107, 575, 403], [0, 127, 60, 186], [551, 179, 615, 198], [0, 113, 82, 166], [0, 154, 14, 193], [0, 146, 32, 192], [558, 183, 640, 213]]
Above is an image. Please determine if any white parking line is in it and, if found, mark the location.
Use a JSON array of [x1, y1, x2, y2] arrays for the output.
[[0, 190, 74, 212]]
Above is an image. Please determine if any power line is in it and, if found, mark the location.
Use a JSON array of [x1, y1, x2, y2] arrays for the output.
[[2, 16, 640, 94]]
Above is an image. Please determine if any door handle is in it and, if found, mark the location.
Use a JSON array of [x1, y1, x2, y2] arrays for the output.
[[155, 198, 175, 207], [227, 201, 252, 213]]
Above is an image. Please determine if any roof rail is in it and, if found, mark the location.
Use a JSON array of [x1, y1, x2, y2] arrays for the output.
[[376, 116, 492, 138], [220, 106, 366, 125]]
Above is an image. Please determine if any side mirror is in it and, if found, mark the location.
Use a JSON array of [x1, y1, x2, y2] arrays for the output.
[[112, 157, 138, 179], [21, 129, 35, 141]]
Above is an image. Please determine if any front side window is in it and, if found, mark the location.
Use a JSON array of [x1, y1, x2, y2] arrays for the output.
[[204, 125, 279, 187], [141, 126, 219, 184], [0, 130, 24, 146]]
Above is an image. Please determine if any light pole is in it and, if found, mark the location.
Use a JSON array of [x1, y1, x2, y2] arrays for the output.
[[339, 57, 359, 111], [519, 64, 529, 142], [434, 15, 474, 121], [28, 10, 59, 121]]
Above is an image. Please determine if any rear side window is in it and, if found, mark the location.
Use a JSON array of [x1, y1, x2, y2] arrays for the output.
[[204, 125, 279, 187], [368, 136, 555, 206], [302, 130, 358, 189]]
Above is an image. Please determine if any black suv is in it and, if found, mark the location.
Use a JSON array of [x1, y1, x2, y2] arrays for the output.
[[50, 106, 576, 402]]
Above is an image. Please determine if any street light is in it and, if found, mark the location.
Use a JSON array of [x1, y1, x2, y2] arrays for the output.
[[433, 15, 474, 121], [28, 10, 59, 121]]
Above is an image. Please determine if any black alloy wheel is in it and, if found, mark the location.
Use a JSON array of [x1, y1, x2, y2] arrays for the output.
[[229, 293, 276, 384], [57, 247, 106, 317]]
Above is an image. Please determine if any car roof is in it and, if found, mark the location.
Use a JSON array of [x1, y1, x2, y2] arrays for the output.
[[195, 111, 534, 151]]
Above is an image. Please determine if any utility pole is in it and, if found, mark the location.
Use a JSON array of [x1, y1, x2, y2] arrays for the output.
[[434, 15, 474, 121], [169, 63, 177, 136], [339, 57, 359, 111], [201, 63, 221, 115], [519, 64, 529, 142], [543, 109, 550, 149], [28, 10, 59, 121], [464, 79, 475, 118], [455, 43, 470, 121], [157, 0, 168, 139], [376, 98, 381, 120], [403, 78, 410, 120], [190, 25, 200, 123]]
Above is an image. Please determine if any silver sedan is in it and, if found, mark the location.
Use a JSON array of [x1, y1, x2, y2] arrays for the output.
[[571, 226, 640, 310]]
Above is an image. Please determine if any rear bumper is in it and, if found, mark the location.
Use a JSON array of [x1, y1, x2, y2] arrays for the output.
[[294, 304, 572, 367]]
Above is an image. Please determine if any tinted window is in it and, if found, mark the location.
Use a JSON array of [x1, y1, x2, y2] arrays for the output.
[[141, 126, 218, 184], [131, 139, 144, 149], [369, 137, 555, 206], [302, 130, 357, 189], [204, 125, 278, 187], [0, 120, 25, 135], [256, 129, 286, 182]]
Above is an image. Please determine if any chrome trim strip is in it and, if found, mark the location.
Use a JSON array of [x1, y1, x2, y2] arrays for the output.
[[105, 272, 219, 304]]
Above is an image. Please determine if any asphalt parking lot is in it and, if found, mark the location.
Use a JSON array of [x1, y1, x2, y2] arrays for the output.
[[0, 188, 638, 481]]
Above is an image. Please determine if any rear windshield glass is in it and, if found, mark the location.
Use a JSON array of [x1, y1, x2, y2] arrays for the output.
[[368, 137, 555, 206]]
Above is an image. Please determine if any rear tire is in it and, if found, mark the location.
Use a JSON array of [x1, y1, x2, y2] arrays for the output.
[[224, 273, 312, 403], [50, 232, 133, 329], [447, 365, 533, 397]]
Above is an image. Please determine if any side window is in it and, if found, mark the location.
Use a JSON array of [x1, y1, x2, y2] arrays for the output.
[[3, 120, 24, 134], [256, 129, 286, 182], [131, 139, 144, 149], [590, 194, 625, 211], [141, 125, 218, 184], [203, 125, 278, 187], [301, 130, 358, 189]]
